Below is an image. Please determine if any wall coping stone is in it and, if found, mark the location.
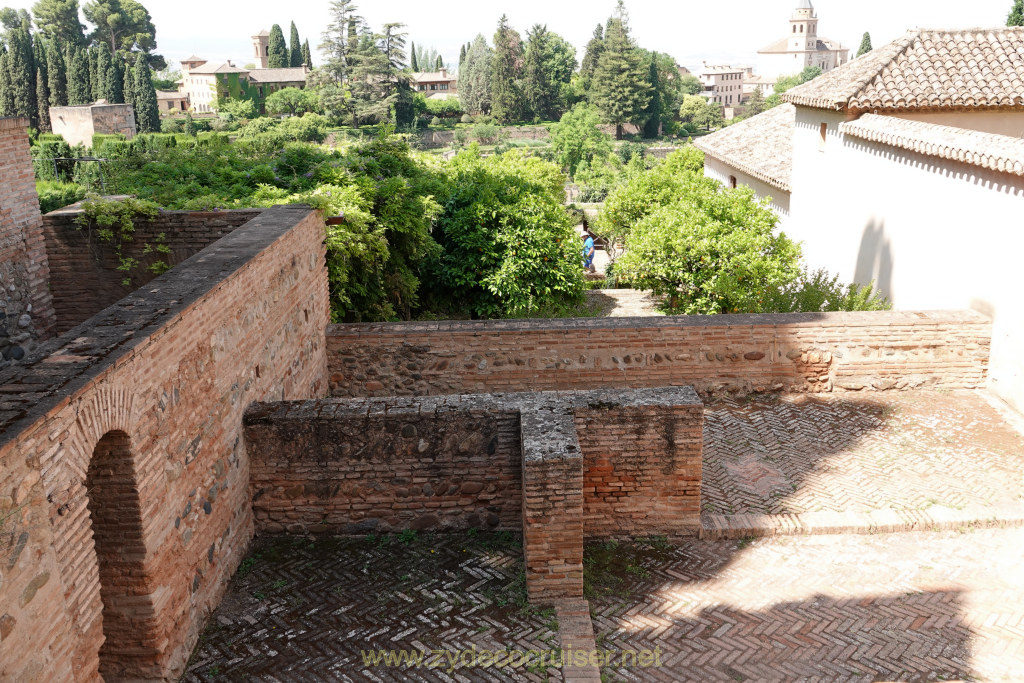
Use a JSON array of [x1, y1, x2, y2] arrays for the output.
[[326, 309, 990, 336]]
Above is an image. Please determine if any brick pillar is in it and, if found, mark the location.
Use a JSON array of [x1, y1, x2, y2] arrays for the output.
[[521, 409, 585, 603], [0, 117, 57, 355]]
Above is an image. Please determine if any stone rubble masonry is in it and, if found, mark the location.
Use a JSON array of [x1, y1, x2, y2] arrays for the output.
[[326, 310, 991, 399], [0, 117, 57, 361], [49, 103, 137, 148], [243, 386, 703, 603], [42, 205, 261, 334], [0, 204, 329, 682]]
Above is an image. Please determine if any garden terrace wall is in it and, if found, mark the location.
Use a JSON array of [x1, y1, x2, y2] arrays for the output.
[[244, 386, 703, 600], [0, 204, 329, 682], [0, 117, 57, 358], [326, 310, 991, 398], [42, 205, 261, 334]]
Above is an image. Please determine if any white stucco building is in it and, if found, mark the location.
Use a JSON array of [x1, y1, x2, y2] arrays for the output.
[[758, 0, 849, 81], [695, 27, 1024, 412], [699, 64, 752, 108]]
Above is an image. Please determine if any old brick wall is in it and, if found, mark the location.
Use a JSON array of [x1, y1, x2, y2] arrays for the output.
[[0, 117, 57, 362], [42, 206, 261, 333], [0, 205, 329, 682], [326, 311, 991, 399], [244, 387, 703, 602]]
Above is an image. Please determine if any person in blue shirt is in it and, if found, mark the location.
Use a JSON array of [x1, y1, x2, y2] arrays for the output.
[[582, 230, 596, 273]]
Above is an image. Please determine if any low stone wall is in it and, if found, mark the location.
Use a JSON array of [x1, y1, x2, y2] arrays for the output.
[[326, 311, 991, 399], [0, 205, 329, 682], [42, 206, 261, 334], [244, 386, 703, 602]]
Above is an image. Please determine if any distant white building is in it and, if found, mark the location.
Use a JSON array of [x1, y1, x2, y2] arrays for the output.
[[757, 0, 849, 80]]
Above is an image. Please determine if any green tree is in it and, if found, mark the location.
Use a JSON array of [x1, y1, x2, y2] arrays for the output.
[[212, 96, 255, 120], [697, 101, 723, 130], [95, 41, 113, 99], [1009, 0, 1024, 25], [0, 7, 30, 30], [131, 51, 158, 132], [87, 43, 99, 99], [121, 50, 132, 108], [857, 32, 873, 56], [549, 103, 613, 178], [0, 49, 13, 116], [678, 93, 704, 123], [348, 22, 406, 125], [409, 39, 418, 71], [458, 42, 465, 67], [183, 109, 196, 136], [289, 21, 302, 67], [435, 54, 442, 70], [579, 23, 603, 85], [522, 24, 575, 121], [641, 53, 662, 137], [490, 14, 524, 124], [31, 0, 85, 46], [301, 39, 312, 68], [458, 34, 492, 115], [315, 0, 361, 116], [590, 1, 650, 139], [36, 65, 50, 129], [745, 87, 765, 116], [265, 86, 318, 116], [46, 37, 67, 105], [66, 45, 90, 103], [679, 72, 702, 95], [107, 52, 122, 101], [394, 78, 414, 128], [8, 28, 39, 126], [82, 0, 163, 69], [267, 24, 288, 68]]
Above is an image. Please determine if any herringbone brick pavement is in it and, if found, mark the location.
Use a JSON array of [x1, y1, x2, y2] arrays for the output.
[[702, 391, 1024, 517], [182, 533, 561, 682], [590, 527, 1024, 682]]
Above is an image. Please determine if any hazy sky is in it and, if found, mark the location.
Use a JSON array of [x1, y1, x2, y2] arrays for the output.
[[4, 0, 1016, 72]]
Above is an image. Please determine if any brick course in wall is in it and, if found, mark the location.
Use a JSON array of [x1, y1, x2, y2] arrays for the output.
[[244, 387, 703, 603], [326, 310, 991, 399], [0, 204, 329, 682], [42, 206, 261, 333], [0, 117, 57, 360]]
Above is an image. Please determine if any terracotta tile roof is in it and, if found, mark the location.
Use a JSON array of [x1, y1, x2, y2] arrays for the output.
[[248, 67, 308, 84], [784, 27, 1024, 111], [182, 54, 205, 63], [189, 62, 248, 75], [841, 114, 1024, 176], [693, 103, 795, 192], [411, 71, 456, 83]]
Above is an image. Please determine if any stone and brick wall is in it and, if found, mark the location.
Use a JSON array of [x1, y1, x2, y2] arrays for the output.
[[326, 310, 991, 399], [42, 206, 261, 333], [244, 387, 703, 602], [0, 117, 57, 361], [0, 204, 329, 682], [50, 103, 137, 148]]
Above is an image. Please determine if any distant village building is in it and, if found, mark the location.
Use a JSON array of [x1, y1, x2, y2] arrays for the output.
[[156, 90, 189, 114], [698, 64, 752, 108], [696, 27, 1024, 413], [179, 48, 309, 114], [757, 0, 849, 81], [411, 69, 458, 99]]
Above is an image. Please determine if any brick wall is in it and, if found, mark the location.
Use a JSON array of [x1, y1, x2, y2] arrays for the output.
[[244, 387, 702, 603], [0, 205, 329, 681], [326, 311, 991, 399], [42, 206, 261, 333], [0, 117, 57, 362]]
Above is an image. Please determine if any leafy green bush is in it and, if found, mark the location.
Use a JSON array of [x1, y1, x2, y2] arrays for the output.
[[430, 116, 442, 127], [428, 148, 584, 318], [36, 180, 87, 213], [91, 133, 126, 151], [763, 267, 891, 313], [616, 141, 646, 165], [460, 113, 473, 124], [32, 137, 75, 182], [616, 184, 802, 314]]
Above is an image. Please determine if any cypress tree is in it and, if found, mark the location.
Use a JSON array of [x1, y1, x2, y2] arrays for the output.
[[490, 15, 525, 124], [268, 24, 288, 69], [1008, 0, 1023, 25], [47, 38, 68, 106], [302, 39, 313, 68], [591, 1, 650, 139], [184, 110, 197, 137], [410, 41, 418, 71], [88, 45, 101, 100], [132, 53, 159, 132], [37, 66, 51, 131], [458, 43, 466, 67], [122, 61, 135, 121], [108, 55, 123, 103], [435, 54, 443, 70], [67, 47, 91, 104], [857, 32, 873, 57], [580, 24, 605, 81], [9, 29, 39, 127], [0, 49, 13, 117], [96, 44, 112, 100], [641, 54, 663, 138], [289, 21, 303, 67]]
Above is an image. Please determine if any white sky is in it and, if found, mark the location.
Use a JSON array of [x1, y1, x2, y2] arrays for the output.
[[4, 0, 1015, 72]]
